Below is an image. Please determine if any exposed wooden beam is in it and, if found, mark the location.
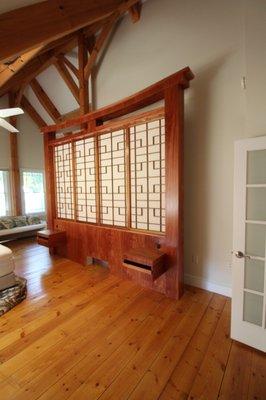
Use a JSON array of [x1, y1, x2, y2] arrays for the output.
[[86, 36, 96, 55], [42, 67, 194, 133], [84, 14, 118, 80], [54, 58, 80, 103], [78, 32, 89, 115], [21, 95, 46, 128], [8, 92, 22, 216], [84, 0, 140, 80], [60, 56, 79, 79], [57, 108, 80, 122], [30, 78, 61, 122], [129, 2, 142, 23], [0, 46, 43, 88], [0, 0, 129, 63], [0, 36, 78, 97]]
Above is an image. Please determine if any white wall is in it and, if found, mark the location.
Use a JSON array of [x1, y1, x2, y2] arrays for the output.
[[0, 94, 44, 171], [0, 0, 265, 294], [94, 0, 265, 295]]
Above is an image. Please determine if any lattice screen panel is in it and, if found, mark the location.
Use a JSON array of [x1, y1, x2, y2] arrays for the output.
[[54, 116, 165, 233], [54, 143, 74, 219], [74, 138, 97, 223], [130, 118, 165, 232], [99, 130, 126, 226]]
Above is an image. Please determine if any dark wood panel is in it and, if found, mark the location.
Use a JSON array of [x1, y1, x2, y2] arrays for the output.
[[53, 219, 173, 296], [42, 68, 194, 299]]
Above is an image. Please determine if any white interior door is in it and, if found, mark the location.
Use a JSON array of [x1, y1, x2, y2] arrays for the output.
[[232, 136, 266, 352]]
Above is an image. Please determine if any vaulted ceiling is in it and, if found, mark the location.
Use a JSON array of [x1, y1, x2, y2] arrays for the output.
[[0, 0, 142, 126]]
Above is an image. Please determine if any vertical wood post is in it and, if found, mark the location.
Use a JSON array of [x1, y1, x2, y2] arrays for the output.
[[9, 92, 22, 216], [164, 84, 184, 299], [78, 31, 89, 115], [43, 131, 56, 229]]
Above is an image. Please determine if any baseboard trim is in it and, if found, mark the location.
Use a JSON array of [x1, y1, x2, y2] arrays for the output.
[[185, 273, 232, 297]]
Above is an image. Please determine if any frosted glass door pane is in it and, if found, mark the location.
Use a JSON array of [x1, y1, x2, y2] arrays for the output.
[[246, 188, 266, 221], [244, 259, 265, 293], [243, 291, 263, 326], [246, 223, 266, 257], [247, 149, 266, 184]]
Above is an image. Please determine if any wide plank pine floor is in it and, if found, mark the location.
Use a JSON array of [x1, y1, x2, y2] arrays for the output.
[[0, 238, 265, 400]]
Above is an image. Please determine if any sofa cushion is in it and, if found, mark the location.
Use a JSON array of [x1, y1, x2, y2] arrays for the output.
[[0, 222, 46, 238], [13, 216, 27, 227], [27, 216, 41, 225], [0, 217, 16, 229], [0, 221, 6, 230]]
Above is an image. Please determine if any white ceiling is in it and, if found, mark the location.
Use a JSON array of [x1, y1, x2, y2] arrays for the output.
[[0, 0, 42, 15]]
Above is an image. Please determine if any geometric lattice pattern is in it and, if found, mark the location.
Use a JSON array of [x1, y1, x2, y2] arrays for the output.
[[74, 138, 97, 223], [130, 118, 165, 232], [54, 117, 165, 233], [99, 130, 126, 226], [54, 143, 74, 219]]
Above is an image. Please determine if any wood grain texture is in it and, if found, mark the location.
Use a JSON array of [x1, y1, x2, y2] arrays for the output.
[[42, 67, 194, 133], [54, 58, 80, 103], [30, 78, 61, 122], [43, 132, 56, 229], [42, 68, 193, 299], [8, 92, 22, 216], [0, 239, 264, 400], [21, 95, 47, 128], [0, 0, 124, 63], [78, 31, 89, 115]]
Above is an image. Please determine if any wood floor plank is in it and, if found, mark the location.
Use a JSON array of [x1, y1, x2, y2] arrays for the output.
[[0, 239, 264, 400], [127, 293, 213, 400], [159, 293, 226, 400], [218, 341, 252, 400], [7, 290, 162, 399], [186, 299, 232, 400], [248, 348, 266, 400], [42, 292, 195, 400]]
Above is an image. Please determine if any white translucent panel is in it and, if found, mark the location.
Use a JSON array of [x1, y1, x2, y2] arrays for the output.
[[74, 138, 97, 223], [130, 118, 165, 232], [246, 187, 266, 221], [247, 150, 266, 184], [54, 143, 74, 220], [244, 259, 265, 293], [243, 291, 263, 326], [99, 130, 126, 226], [246, 223, 266, 257]]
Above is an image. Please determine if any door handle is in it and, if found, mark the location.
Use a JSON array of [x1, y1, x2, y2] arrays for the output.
[[231, 250, 251, 259]]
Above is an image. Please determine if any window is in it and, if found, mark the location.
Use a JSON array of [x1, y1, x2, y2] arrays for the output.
[[22, 170, 45, 214], [0, 170, 11, 216]]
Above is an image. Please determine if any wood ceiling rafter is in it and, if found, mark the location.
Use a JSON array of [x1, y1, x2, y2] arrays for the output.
[[0, 0, 128, 63], [78, 31, 89, 115], [0, 46, 43, 88], [0, 35, 78, 98], [59, 55, 79, 79], [21, 95, 46, 128], [54, 58, 80, 103], [84, 13, 118, 80], [30, 78, 61, 122], [129, 1, 142, 23], [0, 0, 142, 131]]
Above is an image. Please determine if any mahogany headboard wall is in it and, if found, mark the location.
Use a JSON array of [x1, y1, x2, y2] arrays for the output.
[[42, 67, 194, 299]]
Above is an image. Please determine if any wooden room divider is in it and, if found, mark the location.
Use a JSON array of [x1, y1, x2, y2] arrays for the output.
[[42, 67, 194, 299]]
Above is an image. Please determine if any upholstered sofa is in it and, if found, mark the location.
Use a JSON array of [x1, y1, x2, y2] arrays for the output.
[[0, 215, 46, 243]]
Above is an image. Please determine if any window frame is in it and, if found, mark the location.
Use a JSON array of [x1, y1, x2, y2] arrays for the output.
[[0, 169, 11, 217], [21, 168, 46, 215]]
